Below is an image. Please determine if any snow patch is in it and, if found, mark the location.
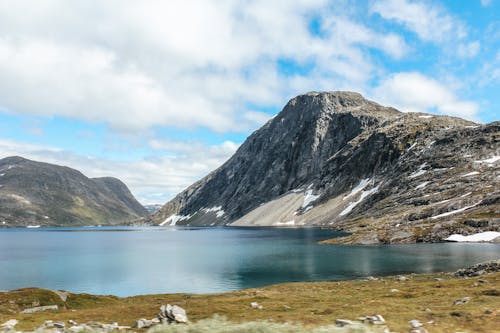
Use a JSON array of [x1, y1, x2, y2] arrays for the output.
[[415, 181, 430, 190], [445, 231, 500, 242], [274, 220, 295, 226], [160, 214, 191, 226], [302, 190, 319, 208], [26, 225, 40, 228], [303, 205, 313, 213], [409, 163, 428, 179], [462, 171, 480, 177], [460, 192, 472, 198], [343, 178, 371, 201], [474, 156, 500, 164], [430, 203, 479, 219], [407, 142, 418, 151], [202, 206, 225, 218], [340, 185, 380, 216], [418, 115, 433, 119], [0, 173, 4, 177]]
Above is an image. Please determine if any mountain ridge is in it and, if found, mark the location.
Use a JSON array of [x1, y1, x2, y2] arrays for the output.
[[0, 156, 147, 227], [147, 91, 499, 244]]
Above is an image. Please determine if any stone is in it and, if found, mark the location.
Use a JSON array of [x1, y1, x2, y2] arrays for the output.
[[20, 305, 58, 314], [409, 327, 429, 333], [390, 289, 400, 293], [335, 319, 354, 327], [53, 322, 65, 329], [359, 315, 386, 325], [454, 297, 471, 305], [250, 302, 263, 309], [68, 320, 78, 326], [134, 319, 152, 329], [397, 276, 409, 281], [454, 260, 500, 277], [409, 320, 423, 328], [0, 319, 18, 331], [171, 305, 188, 323]]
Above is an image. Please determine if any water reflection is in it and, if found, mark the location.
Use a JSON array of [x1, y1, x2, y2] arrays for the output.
[[0, 226, 498, 296]]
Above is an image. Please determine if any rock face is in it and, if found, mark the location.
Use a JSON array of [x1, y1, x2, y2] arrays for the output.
[[148, 91, 499, 243], [454, 259, 500, 277], [0, 156, 147, 227]]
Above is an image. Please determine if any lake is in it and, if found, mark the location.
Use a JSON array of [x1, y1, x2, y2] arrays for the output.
[[0, 226, 498, 296]]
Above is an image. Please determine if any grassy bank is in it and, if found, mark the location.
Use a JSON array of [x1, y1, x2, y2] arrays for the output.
[[1, 272, 498, 333]]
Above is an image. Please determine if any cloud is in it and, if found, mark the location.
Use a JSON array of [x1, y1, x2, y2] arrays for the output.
[[0, 138, 239, 204], [457, 41, 480, 59], [372, 72, 479, 120], [371, 0, 467, 43], [0, 0, 408, 133], [481, 0, 492, 7]]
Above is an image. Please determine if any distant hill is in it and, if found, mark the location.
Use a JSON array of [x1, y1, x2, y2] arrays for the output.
[[0, 156, 147, 227], [144, 204, 163, 214], [147, 91, 499, 244]]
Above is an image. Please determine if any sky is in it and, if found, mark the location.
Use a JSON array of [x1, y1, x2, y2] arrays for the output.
[[0, 0, 498, 205]]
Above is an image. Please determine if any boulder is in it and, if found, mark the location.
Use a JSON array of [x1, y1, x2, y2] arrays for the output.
[[250, 302, 263, 309], [335, 319, 354, 327], [0, 319, 18, 331], [134, 319, 153, 329], [20, 305, 58, 314], [453, 297, 471, 305]]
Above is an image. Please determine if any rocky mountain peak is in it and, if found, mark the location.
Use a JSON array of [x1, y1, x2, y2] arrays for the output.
[[148, 92, 498, 244]]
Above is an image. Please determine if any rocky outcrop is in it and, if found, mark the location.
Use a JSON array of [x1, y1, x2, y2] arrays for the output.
[[0, 156, 147, 227], [454, 260, 500, 277], [148, 91, 499, 244]]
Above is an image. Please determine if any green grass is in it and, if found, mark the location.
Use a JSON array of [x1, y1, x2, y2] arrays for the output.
[[1, 272, 499, 333]]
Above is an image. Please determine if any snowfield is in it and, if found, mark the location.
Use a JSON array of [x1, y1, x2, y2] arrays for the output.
[[445, 231, 500, 242], [160, 214, 191, 226]]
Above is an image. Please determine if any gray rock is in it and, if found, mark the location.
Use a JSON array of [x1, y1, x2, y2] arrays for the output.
[[454, 260, 500, 277], [359, 315, 386, 325], [454, 297, 471, 305], [0, 319, 18, 331], [134, 319, 152, 329], [250, 302, 263, 309], [53, 322, 65, 329], [171, 305, 188, 323], [20, 305, 58, 314], [335, 319, 354, 327], [408, 320, 423, 328], [67, 320, 77, 326]]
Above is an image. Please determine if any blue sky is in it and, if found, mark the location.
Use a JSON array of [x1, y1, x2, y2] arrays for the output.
[[0, 0, 498, 204]]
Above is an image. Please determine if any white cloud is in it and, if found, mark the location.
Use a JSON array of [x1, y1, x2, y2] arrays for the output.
[[0, 0, 408, 132], [371, 0, 467, 43], [457, 41, 480, 59], [372, 72, 479, 120], [481, 0, 492, 7], [0, 138, 239, 204]]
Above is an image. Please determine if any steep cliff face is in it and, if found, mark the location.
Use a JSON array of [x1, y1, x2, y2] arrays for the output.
[[149, 92, 499, 243], [0, 156, 147, 227]]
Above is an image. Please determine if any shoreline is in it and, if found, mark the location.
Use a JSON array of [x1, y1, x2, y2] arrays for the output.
[[1, 261, 498, 333]]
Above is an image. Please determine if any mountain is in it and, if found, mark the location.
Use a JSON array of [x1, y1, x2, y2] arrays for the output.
[[147, 91, 499, 244], [0, 156, 148, 227], [144, 204, 163, 214]]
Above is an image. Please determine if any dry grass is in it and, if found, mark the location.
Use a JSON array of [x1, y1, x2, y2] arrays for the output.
[[1, 272, 499, 333]]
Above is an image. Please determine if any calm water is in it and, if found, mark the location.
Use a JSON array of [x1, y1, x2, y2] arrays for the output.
[[0, 226, 498, 296]]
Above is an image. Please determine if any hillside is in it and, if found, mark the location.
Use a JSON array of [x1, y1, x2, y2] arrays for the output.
[[0, 156, 147, 227], [147, 91, 499, 244]]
